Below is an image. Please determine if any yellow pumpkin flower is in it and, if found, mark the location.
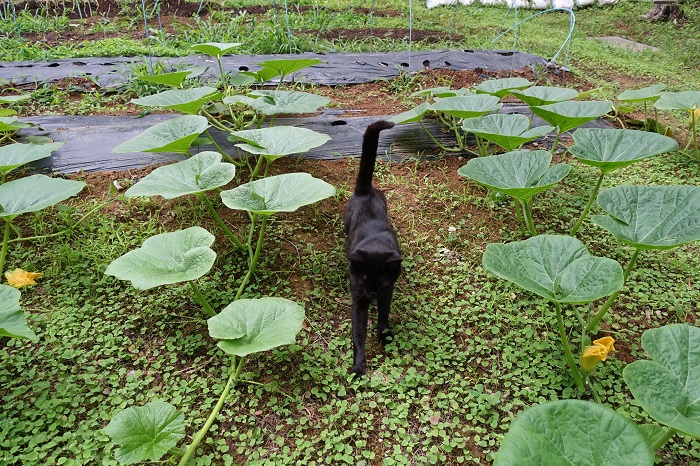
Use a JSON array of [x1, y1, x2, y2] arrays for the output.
[[690, 106, 700, 125], [5, 268, 43, 288], [579, 336, 616, 373]]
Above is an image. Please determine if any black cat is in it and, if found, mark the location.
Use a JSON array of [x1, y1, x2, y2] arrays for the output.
[[344, 120, 402, 376]]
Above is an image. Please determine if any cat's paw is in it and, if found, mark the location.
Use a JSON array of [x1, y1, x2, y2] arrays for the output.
[[378, 327, 394, 345], [349, 361, 367, 377]]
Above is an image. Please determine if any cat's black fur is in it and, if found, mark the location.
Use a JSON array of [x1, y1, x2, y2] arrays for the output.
[[344, 120, 402, 376]]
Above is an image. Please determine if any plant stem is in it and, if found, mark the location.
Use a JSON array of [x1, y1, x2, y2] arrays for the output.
[[0, 219, 12, 274], [513, 199, 527, 235], [550, 130, 562, 155], [587, 248, 641, 332], [199, 194, 245, 250], [651, 427, 677, 450], [235, 215, 268, 300], [519, 200, 537, 236], [569, 171, 605, 236], [554, 302, 585, 391], [188, 281, 216, 317], [177, 356, 245, 466], [204, 130, 243, 166], [419, 121, 468, 154]]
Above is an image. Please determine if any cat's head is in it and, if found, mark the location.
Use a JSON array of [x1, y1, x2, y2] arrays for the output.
[[348, 249, 402, 295]]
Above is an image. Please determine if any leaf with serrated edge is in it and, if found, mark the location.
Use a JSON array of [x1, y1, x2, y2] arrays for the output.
[[104, 227, 216, 290], [461, 114, 553, 151], [458, 150, 569, 202], [482, 234, 623, 304], [0, 285, 37, 341], [430, 95, 502, 119], [208, 297, 305, 356], [495, 400, 654, 466], [624, 324, 700, 438], [592, 185, 700, 250], [220, 172, 335, 216], [0, 175, 85, 219], [244, 90, 330, 115], [131, 87, 221, 115], [531, 101, 613, 133], [0, 142, 64, 175], [112, 115, 210, 154], [228, 127, 330, 160], [103, 401, 185, 465], [125, 151, 235, 199], [569, 128, 678, 173]]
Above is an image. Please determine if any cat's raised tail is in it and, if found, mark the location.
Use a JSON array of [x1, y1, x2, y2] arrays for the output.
[[354, 120, 395, 196]]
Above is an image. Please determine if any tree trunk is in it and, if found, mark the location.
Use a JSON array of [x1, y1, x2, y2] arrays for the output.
[[643, 0, 684, 23]]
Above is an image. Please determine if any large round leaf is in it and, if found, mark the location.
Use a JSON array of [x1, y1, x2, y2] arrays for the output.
[[112, 115, 210, 155], [495, 400, 654, 466], [458, 150, 569, 202], [208, 297, 305, 357], [103, 401, 185, 465], [591, 185, 700, 250], [474, 77, 532, 98], [105, 227, 216, 290], [0, 174, 85, 219], [0, 94, 31, 104], [569, 128, 678, 173], [618, 84, 665, 103], [125, 151, 236, 199], [228, 127, 331, 161], [0, 284, 37, 341], [510, 86, 579, 106], [389, 102, 432, 124], [131, 87, 222, 115], [430, 95, 502, 119], [654, 91, 700, 111], [624, 324, 700, 438], [255, 58, 323, 77], [220, 172, 336, 216], [225, 90, 331, 115], [0, 117, 31, 132], [482, 234, 623, 304], [190, 42, 242, 59], [531, 100, 613, 133], [0, 142, 65, 176], [461, 114, 553, 151]]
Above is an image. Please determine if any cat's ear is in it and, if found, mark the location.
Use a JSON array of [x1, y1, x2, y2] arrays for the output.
[[348, 250, 365, 264], [386, 251, 402, 264]]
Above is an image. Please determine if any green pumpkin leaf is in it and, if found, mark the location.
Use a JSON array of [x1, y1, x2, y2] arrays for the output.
[[482, 234, 623, 304], [105, 227, 216, 290], [220, 172, 335, 216], [125, 151, 236, 199], [0, 285, 38, 341], [112, 115, 210, 155], [618, 84, 666, 103], [623, 324, 700, 438], [0, 94, 31, 104], [190, 42, 242, 59], [0, 117, 31, 132], [0, 175, 85, 219], [131, 87, 222, 115], [495, 400, 654, 466], [228, 127, 330, 161], [474, 77, 532, 98], [389, 102, 433, 124], [510, 86, 579, 107], [592, 185, 700, 250], [137, 71, 192, 88], [569, 128, 678, 173], [458, 150, 569, 202], [256, 58, 323, 78], [654, 91, 700, 111], [531, 100, 613, 133], [430, 95, 502, 119], [208, 297, 305, 356], [239, 90, 331, 115], [461, 114, 553, 151], [103, 401, 185, 465], [0, 142, 65, 176]]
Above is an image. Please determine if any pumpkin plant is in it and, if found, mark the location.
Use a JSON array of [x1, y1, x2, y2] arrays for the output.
[[458, 150, 570, 235], [482, 234, 624, 390], [104, 297, 305, 465], [654, 90, 700, 160]]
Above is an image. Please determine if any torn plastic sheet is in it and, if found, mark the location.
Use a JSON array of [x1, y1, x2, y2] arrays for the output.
[[18, 106, 612, 174], [1, 49, 549, 88]]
